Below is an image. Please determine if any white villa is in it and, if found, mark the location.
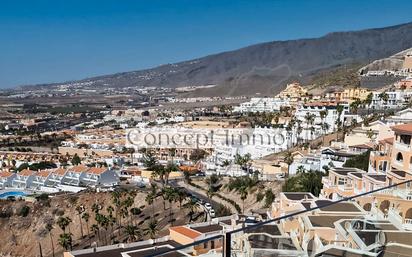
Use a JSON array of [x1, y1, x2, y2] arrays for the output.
[[0, 172, 16, 189], [12, 169, 35, 189]]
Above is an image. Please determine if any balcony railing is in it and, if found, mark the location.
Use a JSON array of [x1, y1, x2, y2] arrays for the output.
[[148, 179, 412, 257]]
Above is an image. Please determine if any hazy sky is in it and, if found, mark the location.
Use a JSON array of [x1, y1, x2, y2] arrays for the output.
[[1, 0, 412, 88]]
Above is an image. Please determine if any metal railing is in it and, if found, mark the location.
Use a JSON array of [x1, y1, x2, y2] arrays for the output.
[[146, 179, 412, 257]]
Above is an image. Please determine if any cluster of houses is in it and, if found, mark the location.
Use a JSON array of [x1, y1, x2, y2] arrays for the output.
[[0, 165, 119, 193]]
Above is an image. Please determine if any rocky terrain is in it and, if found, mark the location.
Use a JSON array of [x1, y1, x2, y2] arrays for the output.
[[359, 47, 412, 73], [0, 190, 204, 257]]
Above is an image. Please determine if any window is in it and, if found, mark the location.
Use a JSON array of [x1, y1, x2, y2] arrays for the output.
[[396, 152, 404, 162]]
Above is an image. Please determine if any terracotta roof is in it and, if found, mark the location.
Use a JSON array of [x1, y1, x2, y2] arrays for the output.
[[169, 226, 201, 239], [53, 168, 66, 176], [71, 165, 89, 173], [391, 123, 412, 134], [19, 169, 34, 176], [0, 171, 14, 178], [36, 170, 51, 178], [87, 167, 107, 175]]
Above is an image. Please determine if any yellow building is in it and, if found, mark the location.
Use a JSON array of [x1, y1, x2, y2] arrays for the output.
[[277, 82, 308, 100]]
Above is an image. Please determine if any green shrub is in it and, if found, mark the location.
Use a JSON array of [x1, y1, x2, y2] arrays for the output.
[[18, 205, 30, 217]]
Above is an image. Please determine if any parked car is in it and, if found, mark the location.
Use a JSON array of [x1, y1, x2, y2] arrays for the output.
[[204, 203, 212, 210], [209, 209, 215, 218]]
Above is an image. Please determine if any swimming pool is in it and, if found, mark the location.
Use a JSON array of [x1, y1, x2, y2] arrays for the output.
[[0, 191, 27, 199]]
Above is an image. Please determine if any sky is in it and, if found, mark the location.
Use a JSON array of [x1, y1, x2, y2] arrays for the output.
[[1, 0, 412, 89]]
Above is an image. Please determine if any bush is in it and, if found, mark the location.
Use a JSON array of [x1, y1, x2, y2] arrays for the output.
[[215, 203, 232, 217], [18, 205, 30, 217], [343, 150, 370, 171]]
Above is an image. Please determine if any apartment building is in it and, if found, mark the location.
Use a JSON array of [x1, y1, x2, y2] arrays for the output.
[[295, 101, 349, 134], [233, 97, 290, 113]]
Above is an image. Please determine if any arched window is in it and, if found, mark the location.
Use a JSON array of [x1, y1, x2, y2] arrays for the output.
[[396, 152, 404, 162]]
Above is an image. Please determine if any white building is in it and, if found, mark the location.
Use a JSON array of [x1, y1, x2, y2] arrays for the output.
[[62, 165, 88, 186], [12, 169, 35, 189], [234, 98, 290, 113], [0, 172, 16, 189], [80, 167, 119, 187], [295, 102, 350, 134], [369, 91, 412, 109]]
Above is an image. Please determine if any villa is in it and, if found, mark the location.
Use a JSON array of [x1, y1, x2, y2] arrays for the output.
[[12, 169, 35, 189], [0, 171, 16, 189]]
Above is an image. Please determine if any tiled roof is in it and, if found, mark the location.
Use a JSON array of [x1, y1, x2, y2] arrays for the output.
[[170, 226, 201, 239], [87, 167, 107, 175], [391, 123, 412, 134], [71, 165, 89, 173], [36, 170, 51, 177], [0, 171, 14, 178], [53, 168, 66, 176], [19, 169, 34, 176]]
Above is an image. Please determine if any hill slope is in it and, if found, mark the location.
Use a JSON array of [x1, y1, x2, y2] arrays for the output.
[[26, 22, 412, 96]]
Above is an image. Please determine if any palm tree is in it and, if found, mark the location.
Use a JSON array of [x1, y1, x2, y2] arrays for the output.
[[56, 216, 72, 233], [378, 92, 389, 106], [45, 223, 55, 257], [91, 203, 101, 214], [91, 224, 100, 244], [226, 176, 258, 215], [175, 189, 187, 208], [58, 233, 73, 251], [144, 219, 159, 240], [283, 151, 294, 178], [130, 207, 142, 226], [183, 199, 199, 222], [82, 212, 91, 239], [125, 225, 141, 243], [205, 174, 220, 200], [75, 205, 85, 238], [296, 165, 306, 174]]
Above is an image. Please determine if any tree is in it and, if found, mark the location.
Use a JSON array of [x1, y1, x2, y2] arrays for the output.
[[343, 150, 370, 171], [296, 165, 306, 174], [46, 223, 55, 257], [183, 199, 199, 222], [283, 151, 294, 178], [58, 233, 73, 251], [130, 207, 142, 225], [142, 150, 157, 170], [125, 225, 140, 243], [226, 176, 259, 214], [57, 216, 72, 233], [264, 189, 275, 208], [71, 154, 81, 165], [82, 212, 90, 239], [189, 149, 207, 162], [378, 92, 389, 105], [75, 205, 85, 238], [144, 219, 158, 240], [283, 171, 323, 196], [205, 174, 220, 200]]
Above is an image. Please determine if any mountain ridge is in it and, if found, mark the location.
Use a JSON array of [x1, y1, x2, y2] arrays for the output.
[[21, 21, 412, 96]]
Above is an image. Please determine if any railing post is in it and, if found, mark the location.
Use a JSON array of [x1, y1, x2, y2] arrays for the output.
[[224, 232, 231, 257]]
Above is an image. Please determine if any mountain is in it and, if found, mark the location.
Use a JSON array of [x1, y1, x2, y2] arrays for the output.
[[25, 22, 412, 96], [359, 47, 412, 73]]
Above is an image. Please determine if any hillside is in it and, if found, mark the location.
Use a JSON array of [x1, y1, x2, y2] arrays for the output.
[[23, 22, 412, 96]]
